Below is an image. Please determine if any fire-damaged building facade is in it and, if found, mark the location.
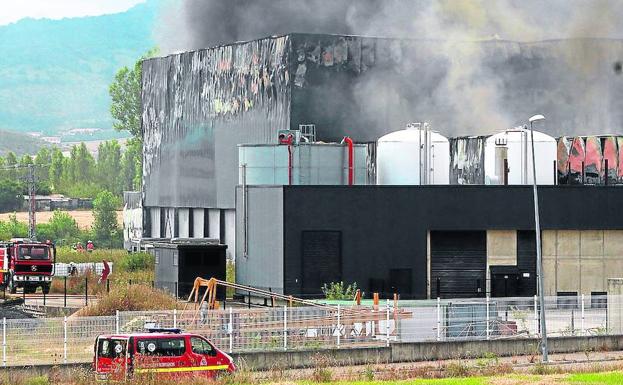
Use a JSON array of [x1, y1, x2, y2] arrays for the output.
[[137, 33, 623, 299]]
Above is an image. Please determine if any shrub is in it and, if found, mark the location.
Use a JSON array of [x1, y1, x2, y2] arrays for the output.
[[321, 281, 358, 300], [74, 284, 178, 316], [446, 361, 470, 377], [24, 376, 49, 385], [119, 252, 154, 272]]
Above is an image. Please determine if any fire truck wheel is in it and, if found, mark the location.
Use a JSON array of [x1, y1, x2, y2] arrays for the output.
[[8, 276, 16, 294], [42, 284, 50, 295]]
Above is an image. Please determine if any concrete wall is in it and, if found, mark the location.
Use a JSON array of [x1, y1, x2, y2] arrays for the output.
[[543, 230, 623, 296], [19, 335, 623, 372], [608, 278, 623, 334], [486, 230, 517, 294]]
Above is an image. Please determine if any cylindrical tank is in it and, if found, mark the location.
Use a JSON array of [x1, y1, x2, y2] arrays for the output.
[[484, 128, 557, 185], [377, 124, 450, 185]]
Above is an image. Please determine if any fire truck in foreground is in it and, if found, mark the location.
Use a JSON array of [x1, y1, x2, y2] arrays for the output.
[[94, 328, 235, 381], [0, 238, 56, 294]]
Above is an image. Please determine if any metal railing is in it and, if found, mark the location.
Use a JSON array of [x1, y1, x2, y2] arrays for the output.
[[1, 294, 621, 366]]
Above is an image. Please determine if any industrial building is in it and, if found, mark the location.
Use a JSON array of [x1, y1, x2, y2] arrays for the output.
[[134, 33, 623, 299], [236, 185, 623, 299]]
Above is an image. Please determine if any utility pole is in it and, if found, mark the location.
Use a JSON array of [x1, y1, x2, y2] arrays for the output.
[[27, 164, 36, 240]]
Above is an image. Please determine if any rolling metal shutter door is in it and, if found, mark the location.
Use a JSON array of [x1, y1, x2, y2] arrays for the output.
[[516, 230, 537, 297], [431, 231, 486, 299], [301, 231, 341, 296]]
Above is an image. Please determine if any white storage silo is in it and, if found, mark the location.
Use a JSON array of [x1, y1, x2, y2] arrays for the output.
[[484, 128, 557, 185], [377, 123, 450, 185]]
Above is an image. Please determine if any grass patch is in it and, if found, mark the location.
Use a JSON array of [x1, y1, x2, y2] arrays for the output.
[[567, 371, 623, 384], [74, 284, 178, 316]]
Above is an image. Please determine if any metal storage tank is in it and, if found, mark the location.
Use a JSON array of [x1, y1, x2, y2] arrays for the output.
[[377, 123, 450, 185], [239, 142, 369, 186], [484, 128, 556, 185]]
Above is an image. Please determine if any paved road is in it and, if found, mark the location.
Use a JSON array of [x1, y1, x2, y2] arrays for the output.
[[21, 293, 98, 308]]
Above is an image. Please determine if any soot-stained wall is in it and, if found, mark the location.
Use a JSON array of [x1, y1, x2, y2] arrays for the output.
[[282, 186, 623, 298], [143, 33, 623, 210], [142, 36, 291, 209]]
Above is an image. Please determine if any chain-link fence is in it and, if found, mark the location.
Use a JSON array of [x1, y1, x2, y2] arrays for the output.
[[1, 294, 621, 366]]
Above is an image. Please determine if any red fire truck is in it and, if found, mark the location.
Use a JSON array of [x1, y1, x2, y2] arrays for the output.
[[0, 238, 56, 294], [93, 328, 236, 381]]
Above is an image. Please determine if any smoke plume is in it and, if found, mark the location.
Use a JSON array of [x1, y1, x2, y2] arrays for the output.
[[155, 0, 623, 136]]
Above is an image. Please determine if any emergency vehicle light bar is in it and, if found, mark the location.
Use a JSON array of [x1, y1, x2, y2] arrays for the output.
[[145, 327, 182, 334]]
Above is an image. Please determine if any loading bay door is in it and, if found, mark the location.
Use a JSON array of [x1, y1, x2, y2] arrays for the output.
[[431, 231, 487, 299]]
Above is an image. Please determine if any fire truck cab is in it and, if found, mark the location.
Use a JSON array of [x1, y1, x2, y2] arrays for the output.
[[93, 328, 235, 381], [0, 238, 56, 294]]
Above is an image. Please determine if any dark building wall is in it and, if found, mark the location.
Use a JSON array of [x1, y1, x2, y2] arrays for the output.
[[282, 186, 623, 298]]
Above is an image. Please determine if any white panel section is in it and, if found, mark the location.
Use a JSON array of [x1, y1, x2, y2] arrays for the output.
[[208, 209, 221, 239], [236, 186, 284, 293], [192, 208, 205, 238], [150, 208, 161, 238], [224, 209, 236, 261], [163, 208, 175, 238], [178, 208, 190, 238]]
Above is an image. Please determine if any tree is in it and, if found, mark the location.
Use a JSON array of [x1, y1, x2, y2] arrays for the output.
[[49, 147, 65, 190], [97, 140, 123, 195], [36, 210, 81, 243], [0, 213, 28, 239], [121, 137, 142, 191], [4, 152, 17, 180], [109, 47, 158, 138], [68, 143, 95, 184], [92, 190, 121, 246], [0, 179, 22, 212], [18, 154, 33, 167]]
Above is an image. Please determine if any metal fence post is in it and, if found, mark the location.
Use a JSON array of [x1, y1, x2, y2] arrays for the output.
[[436, 297, 441, 341], [115, 310, 120, 334], [63, 316, 68, 364], [173, 309, 177, 328], [283, 305, 287, 351], [534, 295, 538, 337], [581, 294, 585, 336], [386, 299, 390, 347], [85, 277, 88, 306], [337, 304, 341, 348], [64, 276, 67, 308], [229, 307, 233, 353], [2, 317, 6, 367], [486, 295, 490, 340]]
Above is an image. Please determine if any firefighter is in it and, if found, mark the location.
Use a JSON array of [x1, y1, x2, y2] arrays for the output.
[[200, 300, 209, 324]]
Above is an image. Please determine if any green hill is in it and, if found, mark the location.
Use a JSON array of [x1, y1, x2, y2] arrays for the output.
[[0, 0, 161, 136], [0, 130, 45, 156]]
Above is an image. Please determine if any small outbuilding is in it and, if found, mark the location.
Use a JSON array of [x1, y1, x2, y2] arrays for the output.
[[149, 239, 227, 300]]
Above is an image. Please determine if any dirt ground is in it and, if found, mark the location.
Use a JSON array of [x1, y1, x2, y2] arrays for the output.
[[0, 210, 124, 230]]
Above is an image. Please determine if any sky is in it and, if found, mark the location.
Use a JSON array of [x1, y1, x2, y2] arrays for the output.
[[0, 0, 146, 25]]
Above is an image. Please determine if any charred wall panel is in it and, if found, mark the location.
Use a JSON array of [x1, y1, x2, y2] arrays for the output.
[[142, 36, 291, 209], [449, 137, 486, 184]]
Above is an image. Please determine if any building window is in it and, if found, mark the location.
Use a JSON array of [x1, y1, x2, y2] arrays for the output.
[[556, 291, 578, 309], [173, 252, 178, 266], [591, 291, 607, 309]]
